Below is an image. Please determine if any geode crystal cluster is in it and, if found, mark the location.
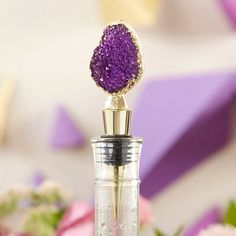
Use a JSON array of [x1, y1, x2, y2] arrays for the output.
[[90, 23, 142, 94]]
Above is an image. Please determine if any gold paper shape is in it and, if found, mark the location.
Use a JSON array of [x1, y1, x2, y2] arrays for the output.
[[99, 0, 161, 27], [0, 78, 15, 144]]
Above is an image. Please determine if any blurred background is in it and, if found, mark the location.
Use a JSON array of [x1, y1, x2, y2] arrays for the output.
[[0, 0, 236, 235]]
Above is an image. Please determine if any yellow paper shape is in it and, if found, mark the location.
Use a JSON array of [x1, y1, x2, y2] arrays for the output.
[[0, 78, 15, 144], [99, 0, 161, 27]]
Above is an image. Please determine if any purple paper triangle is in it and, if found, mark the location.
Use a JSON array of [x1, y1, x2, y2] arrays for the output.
[[219, 0, 236, 28], [51, 106, 85, 149], [132, 73, 236, 198], [183, 207, 222, 236]]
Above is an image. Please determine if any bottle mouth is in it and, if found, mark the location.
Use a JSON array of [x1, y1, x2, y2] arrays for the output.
[[91, 136, 142, 166]]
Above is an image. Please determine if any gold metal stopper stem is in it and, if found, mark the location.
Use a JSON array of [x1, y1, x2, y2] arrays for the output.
[[112, 165, 124, 220], [103, 95, 131, 220]]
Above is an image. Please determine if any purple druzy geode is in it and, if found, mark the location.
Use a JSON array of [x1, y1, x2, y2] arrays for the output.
[[90, 23, 141, 94]]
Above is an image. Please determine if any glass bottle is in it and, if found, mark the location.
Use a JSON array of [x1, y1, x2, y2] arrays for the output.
[[92, 136, 142, 236]]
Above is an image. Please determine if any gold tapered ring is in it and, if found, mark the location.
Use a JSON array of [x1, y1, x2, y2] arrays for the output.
[[103, 109, 131, 136]]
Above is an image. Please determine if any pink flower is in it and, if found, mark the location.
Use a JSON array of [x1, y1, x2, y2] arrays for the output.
[[139, 195, 152, 225], [197, 224, 236, 236], [56, 202, 94, 236], [0, 224, 9, 236]]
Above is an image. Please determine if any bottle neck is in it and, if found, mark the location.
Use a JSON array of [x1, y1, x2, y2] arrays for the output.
[[92, 136, 142, 236]]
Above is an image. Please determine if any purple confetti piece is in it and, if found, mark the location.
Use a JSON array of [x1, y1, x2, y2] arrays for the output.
[[32, 171, 45, 187], [51, 106, 86, 149], [219, 0, 236, 28]]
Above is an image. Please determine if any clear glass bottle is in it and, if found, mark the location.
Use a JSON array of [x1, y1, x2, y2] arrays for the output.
[[92, 136, 142, 236]]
